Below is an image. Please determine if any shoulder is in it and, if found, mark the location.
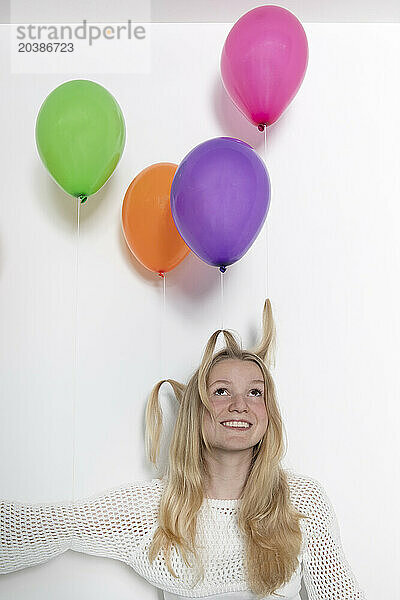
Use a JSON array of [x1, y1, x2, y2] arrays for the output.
[[78, 477, 164, 513], [124, 477, 164, 506], [97, 478, 165, 525], [284, 469, 337, 536]]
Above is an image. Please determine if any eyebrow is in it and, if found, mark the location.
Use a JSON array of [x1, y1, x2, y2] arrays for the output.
[[208, 379, 264, 387]]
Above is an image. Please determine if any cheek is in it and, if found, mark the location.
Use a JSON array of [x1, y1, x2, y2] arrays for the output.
[[203, 412, 211, 427], [256, 403, 268, 425], [203, 409, 216, 430], [203, 412, 219, 441]]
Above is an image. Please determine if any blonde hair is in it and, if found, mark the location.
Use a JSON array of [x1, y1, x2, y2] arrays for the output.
[[145, 299, 308, 598]]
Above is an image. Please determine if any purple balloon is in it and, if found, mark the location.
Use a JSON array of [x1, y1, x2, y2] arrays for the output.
[[170, 137, 270, 271]]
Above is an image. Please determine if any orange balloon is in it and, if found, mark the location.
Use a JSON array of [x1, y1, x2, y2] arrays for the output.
[[122, 163, 190, 276]]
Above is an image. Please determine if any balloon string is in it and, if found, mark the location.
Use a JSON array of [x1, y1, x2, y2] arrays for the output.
[[264, 126, 269, 302], [72, 197, 80, 504], [161, 273, 167, 380], [220, 269, 224, 330]]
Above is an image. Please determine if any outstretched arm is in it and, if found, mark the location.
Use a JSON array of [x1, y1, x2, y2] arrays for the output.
[[0, 480, 160, 574], [0, 497, 73, 573]]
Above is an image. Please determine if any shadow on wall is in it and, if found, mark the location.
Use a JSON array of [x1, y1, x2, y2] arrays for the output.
[[156, 587, 164, 600], [211, 74, 283, 153], [152, 577, 310, 599], [300, 576, 309, 600]]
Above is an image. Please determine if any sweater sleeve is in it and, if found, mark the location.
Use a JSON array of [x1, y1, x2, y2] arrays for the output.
[[0, 479, 161, 574], [296, 476, 367, 600]]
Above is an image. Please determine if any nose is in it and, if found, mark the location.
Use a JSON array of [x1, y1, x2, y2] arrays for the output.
[[229, 394, 249, 411]]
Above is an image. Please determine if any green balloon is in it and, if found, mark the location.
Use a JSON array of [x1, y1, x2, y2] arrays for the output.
[[35, 79, 126, 201]]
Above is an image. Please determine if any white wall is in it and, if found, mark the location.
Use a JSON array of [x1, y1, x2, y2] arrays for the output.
[[3, 0, 400, 23], [1, 21, 399, 600]]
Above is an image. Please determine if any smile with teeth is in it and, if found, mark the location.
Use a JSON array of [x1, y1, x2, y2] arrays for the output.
[[221, 421, 252, 430]]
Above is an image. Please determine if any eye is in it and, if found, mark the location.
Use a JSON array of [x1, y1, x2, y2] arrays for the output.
[[214, 387, 228, 395], [213, 388, 263, 396], [250, 388, 263, 396]]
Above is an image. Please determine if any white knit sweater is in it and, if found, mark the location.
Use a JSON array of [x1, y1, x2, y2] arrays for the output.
[[0, 471, 366, 599]]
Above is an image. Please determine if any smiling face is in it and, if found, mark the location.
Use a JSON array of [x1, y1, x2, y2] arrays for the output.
[[203, 358, 268, 452]]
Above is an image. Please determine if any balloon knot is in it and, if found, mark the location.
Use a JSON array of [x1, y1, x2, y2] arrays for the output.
[[158, 271, 165, 278], [219, 266, 227, 273], [258, 123, 266, 132], [79, 194, 87, 204]]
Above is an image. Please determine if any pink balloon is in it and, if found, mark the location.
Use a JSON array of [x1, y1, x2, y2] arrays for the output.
[[221, 5, 308, 128]]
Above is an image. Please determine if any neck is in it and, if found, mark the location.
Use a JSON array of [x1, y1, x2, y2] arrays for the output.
[[203, 447, 253, 499]]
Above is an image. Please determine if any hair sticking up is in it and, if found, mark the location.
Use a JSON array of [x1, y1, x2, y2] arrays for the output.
[[145, 378, 186, 466], [250, 297, 276, 368]]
